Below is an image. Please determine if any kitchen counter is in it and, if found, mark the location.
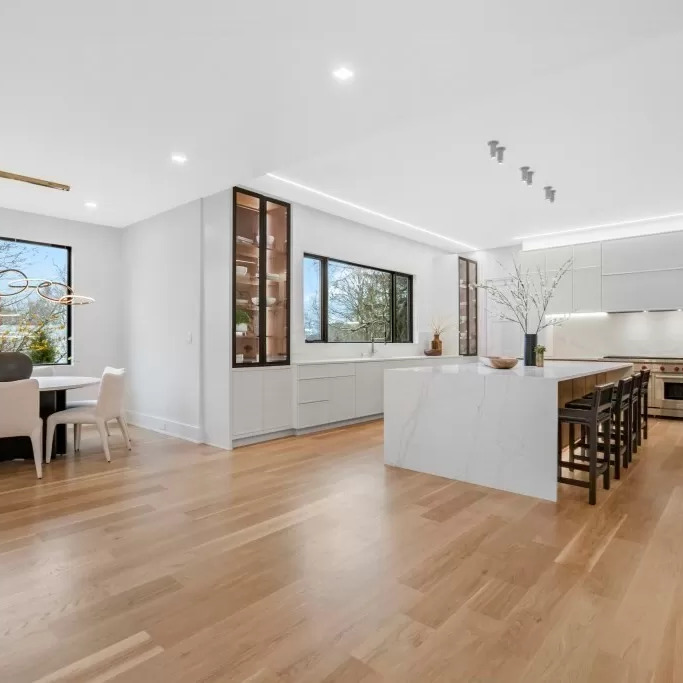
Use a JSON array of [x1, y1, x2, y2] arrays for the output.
[[292, 354, 464, 366], [384, 360, 632, 502]]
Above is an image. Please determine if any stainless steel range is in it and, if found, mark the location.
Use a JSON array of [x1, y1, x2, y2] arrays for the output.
[[604, 356, 683, 418]]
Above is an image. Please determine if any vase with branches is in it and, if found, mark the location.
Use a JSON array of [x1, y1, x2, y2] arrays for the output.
[[477, 258, 572, 365], [429, 317, 454, 355]]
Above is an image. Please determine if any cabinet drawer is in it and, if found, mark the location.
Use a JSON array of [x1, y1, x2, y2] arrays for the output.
[[298, 378, 329, 404], [298, 363, 355, 380], [298, 401, 329, 428]]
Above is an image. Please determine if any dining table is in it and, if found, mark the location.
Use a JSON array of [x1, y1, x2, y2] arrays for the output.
[[0, 375, 101, 462]]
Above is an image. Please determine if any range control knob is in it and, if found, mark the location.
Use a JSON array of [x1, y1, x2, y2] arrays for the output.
[[661, 366, 666, 371]]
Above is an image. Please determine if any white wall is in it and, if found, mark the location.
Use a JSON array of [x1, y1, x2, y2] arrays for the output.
[[550, 311, 683, 358], [123, 200, 202, 441], [291, 203, 446, 360], [0, 206, 124, 397], [200, 190, 232, 449]]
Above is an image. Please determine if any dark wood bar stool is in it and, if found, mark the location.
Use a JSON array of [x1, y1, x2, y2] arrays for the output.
[[630, 372, 643, 457], [641, 368, 651, 440], [566, 376, 632, 480], [558, 383, 614, 505]]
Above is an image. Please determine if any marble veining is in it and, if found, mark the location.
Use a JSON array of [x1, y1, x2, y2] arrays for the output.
[[384, 360, 632, 502]]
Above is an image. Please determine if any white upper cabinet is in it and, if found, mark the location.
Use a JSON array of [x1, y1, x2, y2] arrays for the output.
[[572, 267, 601, 312], [601, 232, 683, 274], [519, 249, 545, 272], [545, 269, 573, 314], [545, 246, 574, 272], [572, 243, 601, 270], [602, 269, 683, 312]]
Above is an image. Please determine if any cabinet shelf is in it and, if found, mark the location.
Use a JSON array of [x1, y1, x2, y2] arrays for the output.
[[233, 188, 291, 368]]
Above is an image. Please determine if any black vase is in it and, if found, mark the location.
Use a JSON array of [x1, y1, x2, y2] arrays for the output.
[[524, 333, 537, 366]]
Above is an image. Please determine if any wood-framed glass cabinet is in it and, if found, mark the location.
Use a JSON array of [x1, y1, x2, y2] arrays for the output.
[[233, 188, 291, 367], [458, 256, 478, 356]]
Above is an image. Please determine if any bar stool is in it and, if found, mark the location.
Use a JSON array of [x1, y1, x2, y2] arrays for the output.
[[558, 383, 614, 505], [641, 368, 651, 441], [566, 376, 632, 480], [630, 372, 643, 458]]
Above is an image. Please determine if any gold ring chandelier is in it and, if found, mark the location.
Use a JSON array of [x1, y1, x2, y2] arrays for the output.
[[0, 269, 94, 305]]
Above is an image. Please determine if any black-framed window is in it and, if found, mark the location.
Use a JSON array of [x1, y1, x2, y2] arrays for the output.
[[304, 254, 413, 343], [0, 236, 72, 365]]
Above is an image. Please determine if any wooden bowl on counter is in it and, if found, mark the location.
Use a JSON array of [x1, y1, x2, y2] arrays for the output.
[[480, 356, 519, 369]]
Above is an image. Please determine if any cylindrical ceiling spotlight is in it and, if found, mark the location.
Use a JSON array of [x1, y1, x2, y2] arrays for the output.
[[520, 166, 530, 182], [496, 146, 506, 164], [487, 140, 499, 160], [525, 169, 534, 186], [544, 185, 556, 203]]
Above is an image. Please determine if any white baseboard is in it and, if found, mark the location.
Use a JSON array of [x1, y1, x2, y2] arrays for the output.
[[126, 411, 202, 443]]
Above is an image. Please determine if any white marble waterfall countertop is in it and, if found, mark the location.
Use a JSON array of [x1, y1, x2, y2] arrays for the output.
[[389, 360, 633, 382], [383, 359, 632, 502]]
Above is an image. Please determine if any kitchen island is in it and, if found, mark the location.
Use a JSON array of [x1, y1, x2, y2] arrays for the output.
[[384, 360, 632, 501]]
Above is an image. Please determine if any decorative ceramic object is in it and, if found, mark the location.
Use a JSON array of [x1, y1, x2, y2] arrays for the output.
[[235, 266, 248, 276], [431, 333, 443, 354], [236, 323, 248, 333], [265, 296, 277, 306], [236, 353, 244, 363], [251, 297, 259, 305], [480, 356, 519, 369]]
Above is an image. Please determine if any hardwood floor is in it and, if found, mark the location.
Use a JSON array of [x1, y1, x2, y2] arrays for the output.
[[1, 417, 682, 682]]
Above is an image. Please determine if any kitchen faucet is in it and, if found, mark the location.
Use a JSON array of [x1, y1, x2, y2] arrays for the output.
[[370, 336, 387, 356]]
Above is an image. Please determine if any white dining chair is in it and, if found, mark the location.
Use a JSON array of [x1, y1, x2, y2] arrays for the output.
[[0, 379, 43, 478], [46, 368, 131, 463], [67, 366, 121, 437]]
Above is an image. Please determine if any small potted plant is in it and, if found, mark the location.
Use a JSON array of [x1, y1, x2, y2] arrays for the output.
[[535, 344, 546, 367], [235, 309, 250, 334]]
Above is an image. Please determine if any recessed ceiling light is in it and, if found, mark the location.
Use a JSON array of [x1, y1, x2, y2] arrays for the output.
[[265, 173, 477, 251], [84, 201, 97, 209], [171, 153, 188, 165], [332, 66, 354, 82]]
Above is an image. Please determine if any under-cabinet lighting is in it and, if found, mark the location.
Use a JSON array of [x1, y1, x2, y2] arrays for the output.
[[265, 173, 477, 251], [545, 312, 608, 319]]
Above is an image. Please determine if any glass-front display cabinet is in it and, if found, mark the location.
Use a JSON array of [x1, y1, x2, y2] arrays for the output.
[[458, 256, 478, 356], [233, 188, 290, 367]]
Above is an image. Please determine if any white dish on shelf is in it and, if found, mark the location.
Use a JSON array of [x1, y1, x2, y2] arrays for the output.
[[251, 297, 259, 305], [236, 298, 248, 306], [266, 273, 283, 281], [266, 296, 277, 306], [235, 266, 248, 276], [236, 236, 254, 245]]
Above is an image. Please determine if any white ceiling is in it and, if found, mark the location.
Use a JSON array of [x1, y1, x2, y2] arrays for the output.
[[2, 1, 683, 250]]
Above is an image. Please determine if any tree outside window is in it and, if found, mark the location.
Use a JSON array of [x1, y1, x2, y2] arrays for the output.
[[0, 238, 70, 364]]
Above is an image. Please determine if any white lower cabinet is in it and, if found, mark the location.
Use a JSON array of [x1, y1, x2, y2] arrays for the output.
[[354, 361, 384, 417], [232, 367, 293, 439], [328, 375, 355, 422], [295, 357, 463, 430]]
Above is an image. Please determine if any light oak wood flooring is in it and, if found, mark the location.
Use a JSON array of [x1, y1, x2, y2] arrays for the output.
[[1, 418, 682, 682]]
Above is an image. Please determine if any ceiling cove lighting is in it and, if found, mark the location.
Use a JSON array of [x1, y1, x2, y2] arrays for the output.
[[265, 173, 477, 251], [515, 210, 683, 241], [332, 66, 354, 81], [170, 153, 188, 165], [84, 201, 97, 209]]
